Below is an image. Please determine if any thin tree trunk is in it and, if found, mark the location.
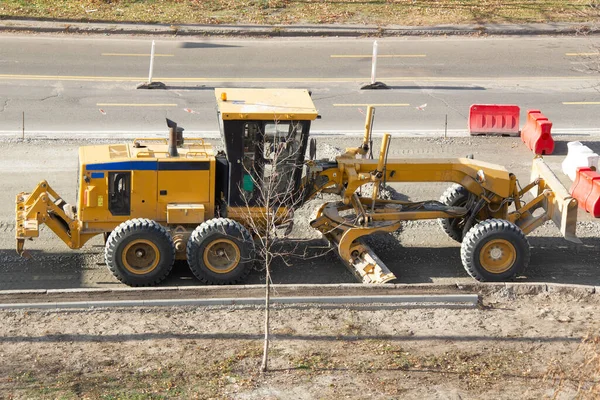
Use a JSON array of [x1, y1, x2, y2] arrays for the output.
[[260, 256, 270, 372], [261, 211, 271, 372]]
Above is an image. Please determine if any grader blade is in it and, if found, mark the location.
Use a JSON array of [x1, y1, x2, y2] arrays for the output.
[[311, 202, 399, 284], [529, 157, 580, 243], [340, 239, 397, 284]]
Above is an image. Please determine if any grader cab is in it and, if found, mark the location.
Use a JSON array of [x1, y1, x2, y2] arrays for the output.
[[16, 88, 580, 286]]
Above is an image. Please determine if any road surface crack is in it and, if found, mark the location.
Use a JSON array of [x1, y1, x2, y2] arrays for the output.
[[419, 85, 467, 120], [40, 93, 60, 102], [0, 99, 10, 113]]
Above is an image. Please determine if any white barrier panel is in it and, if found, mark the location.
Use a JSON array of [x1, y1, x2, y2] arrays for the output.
[[562, 141, 599, 181]]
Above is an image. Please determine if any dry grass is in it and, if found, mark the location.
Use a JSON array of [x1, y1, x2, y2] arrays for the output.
[[546, 334, 600, 399], [0, 0, 599, 26]]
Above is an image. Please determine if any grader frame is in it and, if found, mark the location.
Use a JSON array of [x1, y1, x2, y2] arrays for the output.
[[15, 90, 580, 286], [306, 107, 579, 283]]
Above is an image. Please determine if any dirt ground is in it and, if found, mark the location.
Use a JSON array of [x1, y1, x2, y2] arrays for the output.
[[0, 289, 598, 399]]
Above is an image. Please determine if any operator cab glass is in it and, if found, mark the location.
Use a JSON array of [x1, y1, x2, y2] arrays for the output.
[[218, 118, 310, 207], [214, 88, 318, 208]]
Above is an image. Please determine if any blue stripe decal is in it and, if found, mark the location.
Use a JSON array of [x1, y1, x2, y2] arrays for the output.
[[85, 161, 210, 171], [86, 161, 158, 171], [90, 172, 105, 179]]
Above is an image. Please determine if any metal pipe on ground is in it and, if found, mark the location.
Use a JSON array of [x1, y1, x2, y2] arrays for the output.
[[0, 294, 479, 310]]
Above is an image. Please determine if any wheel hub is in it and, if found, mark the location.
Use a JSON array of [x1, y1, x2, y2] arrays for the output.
[[204, 239, 241, 274], [489, 247, 503, 260], [479, 239, 516, 274], [122, 239, 160, 275]]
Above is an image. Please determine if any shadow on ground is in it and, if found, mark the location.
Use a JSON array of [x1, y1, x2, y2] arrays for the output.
[[1, 232, 598, 290]]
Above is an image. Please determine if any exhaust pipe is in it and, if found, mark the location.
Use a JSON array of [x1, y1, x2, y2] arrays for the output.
[[166, 118, 179, 157]]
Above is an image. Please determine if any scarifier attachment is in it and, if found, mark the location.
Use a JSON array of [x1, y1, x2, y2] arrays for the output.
[[15, 180, 78, 256], [311, 202, 398, 284]]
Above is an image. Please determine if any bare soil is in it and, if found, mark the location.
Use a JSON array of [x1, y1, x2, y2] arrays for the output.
[[0, 290, 598, 399]]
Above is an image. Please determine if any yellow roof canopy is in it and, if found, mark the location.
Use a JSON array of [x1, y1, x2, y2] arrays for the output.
[[215, 88, 318, 121]]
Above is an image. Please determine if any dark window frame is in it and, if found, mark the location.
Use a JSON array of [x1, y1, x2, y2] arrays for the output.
[[108, 171, 131, 216]]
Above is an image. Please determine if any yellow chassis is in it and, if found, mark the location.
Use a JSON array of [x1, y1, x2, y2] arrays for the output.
[[15, 106, 579, 286]]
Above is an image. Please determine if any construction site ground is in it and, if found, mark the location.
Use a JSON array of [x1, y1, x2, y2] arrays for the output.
[[1, 135, 599, 399]]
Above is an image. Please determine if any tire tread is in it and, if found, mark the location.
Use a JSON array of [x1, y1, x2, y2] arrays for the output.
[[460, 218, 530, 282], [187, 218, 254, 285], [104, 218, 174, 286]]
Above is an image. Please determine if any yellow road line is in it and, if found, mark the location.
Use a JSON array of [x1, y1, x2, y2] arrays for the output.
[[331, 54, 426, 58], [334, 103, 410, 107], [0, 74, 597, 83], [102, 53, 174, 57], [565, 52, 600, 56], [562, 101, 600, 105], [97, 103, 177, 107]]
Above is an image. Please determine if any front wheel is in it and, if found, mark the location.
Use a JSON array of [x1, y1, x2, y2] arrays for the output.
[[186, 218, 255, 284], [105, 218, 175, 286], [460, 219, 530, 282]]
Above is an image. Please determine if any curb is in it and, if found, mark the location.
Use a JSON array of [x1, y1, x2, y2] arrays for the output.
[[1, 20, 599, 37], [0, 294, 480, 310], [0, 282, 595, 308]]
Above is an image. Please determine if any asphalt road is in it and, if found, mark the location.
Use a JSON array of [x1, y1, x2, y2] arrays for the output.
[[1, 34, 600, 137]]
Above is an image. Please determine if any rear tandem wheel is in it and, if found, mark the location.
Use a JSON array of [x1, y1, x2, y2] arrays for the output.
[[186, 218, 255, 284]]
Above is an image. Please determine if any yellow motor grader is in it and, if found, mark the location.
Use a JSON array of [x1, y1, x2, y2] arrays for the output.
[[16, 88, 579, 286]]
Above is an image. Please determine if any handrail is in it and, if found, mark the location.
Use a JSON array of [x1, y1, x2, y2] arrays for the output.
[[133, 138, 168, 146], [184, 138, 206, 146], [186, 151, 209, 158]]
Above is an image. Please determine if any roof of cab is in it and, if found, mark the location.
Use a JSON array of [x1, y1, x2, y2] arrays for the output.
[[215, 88, 318, 121]]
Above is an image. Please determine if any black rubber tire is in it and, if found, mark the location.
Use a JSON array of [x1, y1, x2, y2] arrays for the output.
[[438, 184, 470, 243], [460, 219, 530, 282], [104, 218, 175, 286], [186, 218, 255, 284]]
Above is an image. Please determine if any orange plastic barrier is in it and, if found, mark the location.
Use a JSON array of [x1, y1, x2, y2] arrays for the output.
[[468, 104, 520, 136], [520, 110, 554, 155], [569, 167, 600, 218]]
